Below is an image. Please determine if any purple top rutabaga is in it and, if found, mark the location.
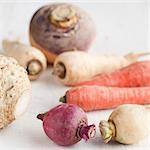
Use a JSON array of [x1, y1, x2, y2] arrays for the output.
[[30, 3, 96, 63]]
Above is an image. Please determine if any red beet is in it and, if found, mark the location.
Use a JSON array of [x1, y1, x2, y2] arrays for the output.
[[37, 104, 96, 146]]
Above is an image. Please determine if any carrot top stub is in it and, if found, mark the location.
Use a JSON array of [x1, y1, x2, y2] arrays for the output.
[[60, 96, 67, 103]]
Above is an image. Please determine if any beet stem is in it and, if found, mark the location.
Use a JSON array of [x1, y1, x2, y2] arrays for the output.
[[79, 124, 96, 141], [59, 96, 66, 103]]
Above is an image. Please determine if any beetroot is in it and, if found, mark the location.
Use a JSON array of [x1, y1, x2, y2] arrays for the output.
[[37, 104, 96, 146]]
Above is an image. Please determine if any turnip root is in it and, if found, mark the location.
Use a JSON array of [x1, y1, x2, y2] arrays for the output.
[[53, 51, 150, 85], [37, 104, 96, 146], [0, 55, 31, 128], [2, 40, 47, 80], [99, 104, 150, 144], [29, 3, 96, 63]]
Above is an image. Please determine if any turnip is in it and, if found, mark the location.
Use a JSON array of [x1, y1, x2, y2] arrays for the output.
[[53, 51, 150, 85], [0, 55, 31, 128], [37, 104, 96, 146], [99, 104, 150, 144], [2, 40, 47, 80], [29, 3, 96, 63]]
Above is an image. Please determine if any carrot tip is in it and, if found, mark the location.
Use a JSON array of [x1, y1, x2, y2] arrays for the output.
[[59, 96, 66, 103]]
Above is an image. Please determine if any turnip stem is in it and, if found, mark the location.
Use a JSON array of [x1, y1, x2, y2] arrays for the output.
[[50, 5, 78, 28], [99, 121, 115, 143], [79, 124, 96, 141]]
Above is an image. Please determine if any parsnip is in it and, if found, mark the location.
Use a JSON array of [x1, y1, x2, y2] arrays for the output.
[[53, 51, 150, 85], [2, 40, 47, 80], [0, 55, 31, 128], [99, 104, 150, 144]]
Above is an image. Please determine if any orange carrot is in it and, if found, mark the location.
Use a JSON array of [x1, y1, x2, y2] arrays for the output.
[[75, 61, 150, 87], [60, 86, 150, 111]]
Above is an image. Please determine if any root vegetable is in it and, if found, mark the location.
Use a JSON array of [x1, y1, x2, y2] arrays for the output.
[[37, 104, 96, 146], [99, 104, 150, 144], [29, 3, 96, 63], [76, 61, 150, 87], [60, 85, 150, 111], [2, 40, 47, 80], [53, 51, 149, 86], [0, 55, 31, 128]]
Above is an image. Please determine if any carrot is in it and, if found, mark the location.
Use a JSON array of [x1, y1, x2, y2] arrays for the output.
[[53, 51, 150, 85], [75, 61, 150, 87], [60, 86, 150, 111]]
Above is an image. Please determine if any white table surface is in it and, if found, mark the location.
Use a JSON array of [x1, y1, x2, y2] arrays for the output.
[[0, 0, 150, 149]]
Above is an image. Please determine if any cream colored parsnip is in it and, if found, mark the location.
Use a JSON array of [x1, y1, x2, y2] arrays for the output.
[[3, 40, 47, 80], [53, 51, 150, 85], [0, 55, 31, 128], [99, 104, 150, 144]]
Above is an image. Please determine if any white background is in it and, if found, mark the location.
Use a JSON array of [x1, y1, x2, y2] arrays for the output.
[[0, 0, 150, 149]]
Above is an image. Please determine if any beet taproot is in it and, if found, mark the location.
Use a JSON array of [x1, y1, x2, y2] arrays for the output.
[[37, 104, 96, 146]]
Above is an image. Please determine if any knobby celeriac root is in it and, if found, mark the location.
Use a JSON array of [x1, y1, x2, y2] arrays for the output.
[[0, 55, 31, 128]]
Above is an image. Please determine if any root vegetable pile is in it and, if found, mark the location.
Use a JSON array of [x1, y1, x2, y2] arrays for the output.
[[37, 104, 96, 146], [3, 40, 47, 80], [99, 104, 150, 144], [2, 1, 150, 148], [60, 85, 150, 111], [29, 3, 96, 63], [53, 51, 149, 85], [0, 55, 31, 128], [76, 61, 150, 87]]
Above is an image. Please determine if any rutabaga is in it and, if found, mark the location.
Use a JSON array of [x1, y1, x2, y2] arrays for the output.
[[29, 3, 96, 63]]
